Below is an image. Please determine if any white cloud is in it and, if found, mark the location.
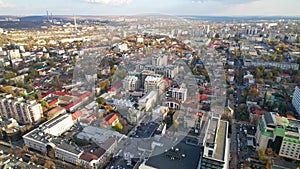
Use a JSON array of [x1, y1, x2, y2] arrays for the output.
[[0, 0, 12, 8], [84, 0, 133, 5]]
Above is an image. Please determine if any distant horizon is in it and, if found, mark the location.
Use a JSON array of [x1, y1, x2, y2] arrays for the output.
[[0, 14, 300, 18], [0, 0, 299, 17]]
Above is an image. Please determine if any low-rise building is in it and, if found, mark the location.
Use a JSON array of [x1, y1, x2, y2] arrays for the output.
[[102, 113, 119, 127]]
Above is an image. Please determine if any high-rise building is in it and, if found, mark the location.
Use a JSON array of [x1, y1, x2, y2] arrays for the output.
[[204, 25, 210, 34], [256, 112, 300, 161], [198, 117, 230, 169], [292, 83, 300, 116], [0, 94, 43, 124]]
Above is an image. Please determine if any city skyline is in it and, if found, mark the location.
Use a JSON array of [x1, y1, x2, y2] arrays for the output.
[[0, 0, 300, 16]]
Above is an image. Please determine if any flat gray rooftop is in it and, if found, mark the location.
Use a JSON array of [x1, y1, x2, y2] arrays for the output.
[[214, 120, 227, 161], [145, 137, 202, 169]]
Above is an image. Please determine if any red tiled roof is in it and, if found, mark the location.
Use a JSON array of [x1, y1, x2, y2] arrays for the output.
[[279, 74, 291, 77], [197, 112, 203, 116], [195, 94, 208, 101], [250, 106, 266, 115], [42, 91, 53, 99], [80, 152, 98, 162], [72, 110, 83, 121], [87, 115, 96, 121], [64, 99, 82, 109], [286, 114, 297, 120], [104, 113, 118, 125], [48, 99, 58, 107], [108, 81, 122, 92], [34, 83, 42, 87], [79, 92, 92, 99]]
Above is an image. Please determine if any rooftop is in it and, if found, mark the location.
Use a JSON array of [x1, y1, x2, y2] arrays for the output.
[[145, 137, 202, 169], [264, 112, 275, 126], [77, 126, 122, 145], [214, 120, 227, 161], [52, 137, 83, 155], [206, 118, 218, 144]]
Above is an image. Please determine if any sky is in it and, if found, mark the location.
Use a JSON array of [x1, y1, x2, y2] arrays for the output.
[[0, 0, 299, 16]]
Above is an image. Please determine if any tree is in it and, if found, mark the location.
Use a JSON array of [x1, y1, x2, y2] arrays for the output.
[[271, 52, 277, 61], [237, 104, 248, 113], [248, 88, 260, 97], [35, 92, 42, 101], [41, 56, 47, 61], [22, 145, 29, 152], [234, 47, 239, 59], [31, 154, 38, 163], [44, 160, 56, 169], [4, 73, 16, 80], [113, 122, 123, 133], [258, 149, 267, 161], [96, 97, 106, 106], [48, 147, 55, 159], [221, 113, 233, 124], [41, 100, 49, 109]]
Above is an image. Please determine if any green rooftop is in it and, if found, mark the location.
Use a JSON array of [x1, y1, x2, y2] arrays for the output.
[[281, 118, 289, 128], [275, 127, 285, 137], [284, 137, 300, 144], [262, 131, 273, 138], [259, 118, 266, 132]]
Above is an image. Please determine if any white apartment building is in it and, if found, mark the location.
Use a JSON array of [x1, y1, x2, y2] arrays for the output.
[[139, 91, 158, 111], [7, 49, 21, 61], [123, 76, 140, 92], [167, 87, 187, 103], [145, 65, 179, 79], [144, 75, 165, 95], [152, 54, 168, 66], [292, 83, 300, 116], [244, 60, 299, 70], [0, 94, 43, 124]]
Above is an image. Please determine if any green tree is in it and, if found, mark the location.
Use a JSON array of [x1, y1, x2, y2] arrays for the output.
[[113, 122, 123, 133], [41, 56, 47, 61], [96, 97, 106, 106], [3, 73, 16, 80], [271, 52, 277, 61]]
